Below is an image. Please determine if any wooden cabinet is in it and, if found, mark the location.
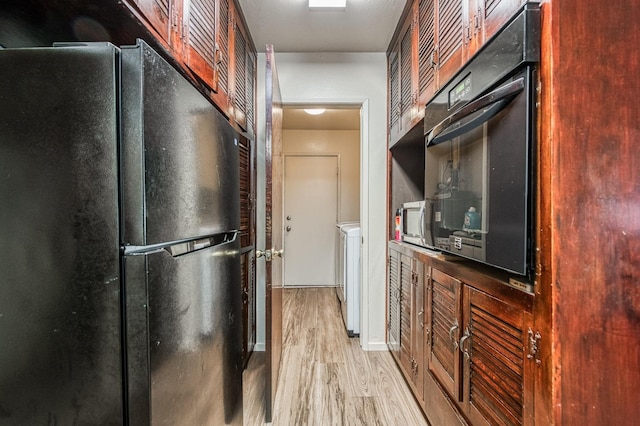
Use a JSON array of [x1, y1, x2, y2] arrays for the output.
[[428, 268, 463, 400], [461, 286, 534, 426], [183, 0, 216, 84], [388, 0, 524, 144], [387, 242, 536, 425], [388, 13, 416, 142], [482, 0, 524, 42], [126, 0, 172, 42], [399, 254, 414, 375], [387, 248, 401, 357], [230, 11, 257, 136], [182, 0, 232, 113], [241, 249, 256, 367], [435, 0, 465, 90], [238, 134, 256, 366], [417, 0, 437, 107], [388, 246, 428, 402], [124, 0, 255, 127]]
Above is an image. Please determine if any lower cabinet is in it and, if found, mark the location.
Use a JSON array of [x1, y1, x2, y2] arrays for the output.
[[461, 286, 535, 426], [240, 248, 256, 367], [387, 242, 536, 425]]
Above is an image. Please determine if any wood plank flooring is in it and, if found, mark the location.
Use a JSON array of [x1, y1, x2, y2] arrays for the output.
[[243, 287, 428, 425]]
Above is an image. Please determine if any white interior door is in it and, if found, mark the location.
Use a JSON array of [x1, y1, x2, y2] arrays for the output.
[[284, 155, 338, 286]]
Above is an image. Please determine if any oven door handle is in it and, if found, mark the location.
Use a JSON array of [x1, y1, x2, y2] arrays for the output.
[[426, 77, 525, 146]]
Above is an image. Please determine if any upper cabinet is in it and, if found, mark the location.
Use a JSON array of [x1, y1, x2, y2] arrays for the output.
[[231, 10, 257, 136], [417, 0, 437, 107], [388, 0, 526, 144], [483, 0, 525, 41], [435, 0, 465, 91], [126, 0, 172, 41], [124, 0, 256, 136], [388, 13, 417, 142]]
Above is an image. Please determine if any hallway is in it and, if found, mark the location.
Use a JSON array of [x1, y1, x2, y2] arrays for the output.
[[243, 287, 427, 425]]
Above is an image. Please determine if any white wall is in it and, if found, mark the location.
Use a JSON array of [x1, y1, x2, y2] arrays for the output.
[[283, 129, 360, 222], [256, 52, 388, 351]]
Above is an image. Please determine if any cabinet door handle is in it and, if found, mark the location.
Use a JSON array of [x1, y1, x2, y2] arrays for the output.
[[459, 327, 471, 360], [417, 309, 425, 328], [449, 319, 459, 349]]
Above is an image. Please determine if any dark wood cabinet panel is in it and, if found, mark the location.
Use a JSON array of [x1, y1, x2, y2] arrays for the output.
[[184, 0, 216, 84], [387, 242, 536, 425], [241, 249, 256, 366], [388, 49, 401, 138], [238, 135, 255, 248], [387, 248, 402, 359], [417, 0, 437, 106], [229, 4, 256, 136], [388, 13, 414, 142], [428, 267, 462, 400], [126, 0, 172, 41], [483, 0, 523, 42], [239, 132, 256, 367], [462, 286, 534, 426], [436, 0, 465, 88], [399, 254, 414, 376], [411, 261, 426, 401], [232, 19, 247, 128]]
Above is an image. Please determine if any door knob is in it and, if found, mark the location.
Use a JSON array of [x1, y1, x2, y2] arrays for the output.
[[286, 226, 291, 232], [272, 248, 284, 258]]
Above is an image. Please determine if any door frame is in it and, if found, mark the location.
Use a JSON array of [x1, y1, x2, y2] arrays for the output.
[[276, 98, 369, 348], [282, 153, 341, 287]]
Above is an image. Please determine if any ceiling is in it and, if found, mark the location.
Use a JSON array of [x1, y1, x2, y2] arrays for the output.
[[237, 0, 407, 53], [283, 107, 360, 130]]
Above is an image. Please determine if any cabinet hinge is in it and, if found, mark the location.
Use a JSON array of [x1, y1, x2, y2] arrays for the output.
[[527, 328, 542, 364]]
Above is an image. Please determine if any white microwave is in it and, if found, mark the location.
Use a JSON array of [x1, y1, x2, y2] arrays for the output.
[[401, 200, 427, 248]]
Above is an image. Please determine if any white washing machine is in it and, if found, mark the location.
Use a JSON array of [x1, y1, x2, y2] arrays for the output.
[[335, 222, 361, 337]]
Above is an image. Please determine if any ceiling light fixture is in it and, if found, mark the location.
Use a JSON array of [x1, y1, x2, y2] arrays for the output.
[[309, 0, 346, 8], [304, 108, 326, 115]]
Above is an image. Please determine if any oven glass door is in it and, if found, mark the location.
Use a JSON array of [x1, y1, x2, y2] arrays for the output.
[[425, 69, 532, 275]]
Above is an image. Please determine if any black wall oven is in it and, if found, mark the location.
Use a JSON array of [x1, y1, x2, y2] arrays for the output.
[[423, 4, 540, 277]]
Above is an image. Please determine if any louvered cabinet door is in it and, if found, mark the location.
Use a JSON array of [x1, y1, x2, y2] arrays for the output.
[[428, 268, 462, 400], [411, 260, 426, 401], [184, 0, 216, 87], [464, 0, 484, 60], [399, 254, 414, 377], [245, 50, 257, 137], [232, 16, 248, 130], [435, 0, 465, 88], [418, 0, 437, 105], [399, 13, 416, 132], [238, 136, 252, 248], [126, 0, 171, 41], [211, 0, 230, 113], [388, 46, 401, 140], [461, 286, 534, 426], [483, 0, 523, 42], [387, 248, 401, 360]]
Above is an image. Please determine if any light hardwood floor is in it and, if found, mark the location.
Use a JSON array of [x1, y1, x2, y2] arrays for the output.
[[243, 287, 428, 426]]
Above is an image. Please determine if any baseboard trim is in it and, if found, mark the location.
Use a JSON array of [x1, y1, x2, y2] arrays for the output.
[[363, 342, 389, 352]]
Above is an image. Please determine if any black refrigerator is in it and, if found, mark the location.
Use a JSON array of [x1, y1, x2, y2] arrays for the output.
[[0, 40, 243, 425]]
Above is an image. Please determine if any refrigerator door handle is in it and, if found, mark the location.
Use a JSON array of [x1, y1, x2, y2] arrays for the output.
[[124, 230, 238, 257]]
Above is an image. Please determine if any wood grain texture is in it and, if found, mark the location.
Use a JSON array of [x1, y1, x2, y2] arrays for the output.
[[243, 288, 427, 425], [540, 0, 640, 424]]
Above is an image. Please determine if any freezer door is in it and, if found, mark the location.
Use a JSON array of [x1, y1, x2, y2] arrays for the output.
[[124, 237, 243, 425], [0, 45, 123, 424], [120, 40, 240, 246]]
